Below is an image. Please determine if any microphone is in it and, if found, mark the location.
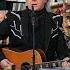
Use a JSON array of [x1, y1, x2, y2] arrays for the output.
[[31, 6, 35, 26], [31, 5, 35, 70], [26, 6, 28, 9]]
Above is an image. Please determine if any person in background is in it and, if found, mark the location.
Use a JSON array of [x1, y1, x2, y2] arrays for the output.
[[0, 0, 70, 69]]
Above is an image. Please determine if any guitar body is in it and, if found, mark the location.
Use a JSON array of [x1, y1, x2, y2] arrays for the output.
[[1, 48, 42, 70]]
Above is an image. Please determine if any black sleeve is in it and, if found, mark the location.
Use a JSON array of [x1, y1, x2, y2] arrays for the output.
[[46, 14, 68, 61], [56, 32, 69, 60], [0, 19, 10, 40], [0, 12, 21, 61], [46, 35, 58, 61], [46, 31, 69, 61], [0, 47, 6, 61], [0, 19, 10, 61]]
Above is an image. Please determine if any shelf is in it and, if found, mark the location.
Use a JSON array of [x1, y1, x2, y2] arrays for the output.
[[51, 3, 63, 9]]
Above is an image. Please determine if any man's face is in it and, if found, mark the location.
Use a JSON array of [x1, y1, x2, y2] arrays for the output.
[[0, 10, 7, 23], [26, 0, 47, 11]]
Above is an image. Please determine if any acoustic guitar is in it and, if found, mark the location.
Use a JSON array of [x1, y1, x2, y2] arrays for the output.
[[0, 48, 68, 70], [0, 48, 42, 70]]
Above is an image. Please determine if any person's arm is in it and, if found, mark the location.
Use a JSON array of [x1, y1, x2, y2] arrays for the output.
[[56, 32, 69, 59], [0, 13, 16, 69], [0, 13, 10, 61], [0, 19, 10, 40], [0, 48, 6, 61], [0, 46, 13, 69], [0, 20, 13, 69]]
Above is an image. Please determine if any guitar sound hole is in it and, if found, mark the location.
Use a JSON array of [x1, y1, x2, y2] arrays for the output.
[[21, 63, 31, 70]]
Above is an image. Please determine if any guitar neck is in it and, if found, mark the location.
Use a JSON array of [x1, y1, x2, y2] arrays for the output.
[[43, 60, 64, 64], [32, 60, 65, 69]]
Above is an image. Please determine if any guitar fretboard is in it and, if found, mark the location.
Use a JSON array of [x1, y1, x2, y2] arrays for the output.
[[32, 60, 64, 70]]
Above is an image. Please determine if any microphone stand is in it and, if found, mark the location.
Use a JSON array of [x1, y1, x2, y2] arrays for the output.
[[31, 6, 35, 70]]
